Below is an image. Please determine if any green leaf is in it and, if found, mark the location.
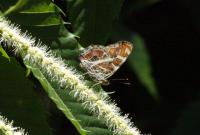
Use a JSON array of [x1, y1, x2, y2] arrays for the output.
[[0, 45, 10, 60], [24, 61, 88, 135], [129, 34, 158, 100], [0, 55, 52, 135], [3, 0, 28, 16], [23, 59, 112, 135], [66, 0, 124, 46], [1, 0, 63, 44]]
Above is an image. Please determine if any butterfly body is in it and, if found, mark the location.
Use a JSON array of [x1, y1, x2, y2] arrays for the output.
[[79, 41, 133, 85]]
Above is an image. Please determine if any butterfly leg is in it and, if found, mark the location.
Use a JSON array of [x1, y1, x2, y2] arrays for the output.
[[82, 72, 89, 76], [90, 82, 102, 88], [81, 71, 93, 78]]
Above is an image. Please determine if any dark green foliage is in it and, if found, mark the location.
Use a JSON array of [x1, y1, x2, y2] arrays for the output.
[[66, 0, 124, 46], [129, 34, 158, 99], [0, 55, 52, 135]]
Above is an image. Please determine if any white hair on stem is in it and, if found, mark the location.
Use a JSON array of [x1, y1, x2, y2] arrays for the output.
[[0, 115, 27, 135], [0, 16, 141, 135]]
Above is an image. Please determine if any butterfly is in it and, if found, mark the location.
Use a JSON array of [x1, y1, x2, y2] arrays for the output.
[[79, 41, 133, 85]]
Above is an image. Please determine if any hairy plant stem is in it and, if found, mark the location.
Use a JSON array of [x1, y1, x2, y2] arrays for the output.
[[0, 17, 141, 135], [0, 115, 27, 135]]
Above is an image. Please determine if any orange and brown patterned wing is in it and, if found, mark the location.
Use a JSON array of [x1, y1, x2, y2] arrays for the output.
[[79, 41, 133, 83], [103, 41, 133, 78], [79, 45, 110, 81]]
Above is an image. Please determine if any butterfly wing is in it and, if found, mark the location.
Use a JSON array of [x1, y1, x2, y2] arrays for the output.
[[79, 41, 133, 82], [79, 45, 111, 81], [104, 41, 133, 78]]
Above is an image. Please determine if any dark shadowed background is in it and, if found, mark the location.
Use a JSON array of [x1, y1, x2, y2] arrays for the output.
[[112, 0, 200, 134]]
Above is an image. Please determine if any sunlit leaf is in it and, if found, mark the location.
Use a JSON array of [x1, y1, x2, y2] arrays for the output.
[[0, 45, 10, 60]]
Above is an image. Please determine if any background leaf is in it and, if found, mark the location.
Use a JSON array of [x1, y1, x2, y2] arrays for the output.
[[111, 24, 158, 99], [1, 0, 65, 45], [0, 45, 10, 60], [66, 0, 124, 46], [129, 34, 158, 99], [0, 55, 52, 135]]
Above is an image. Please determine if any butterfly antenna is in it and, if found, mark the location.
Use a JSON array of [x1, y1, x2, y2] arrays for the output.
[[110, 78, 129, 81], [110, 78, 132, 85], [106, 91, 115, 95], [122, 82, 131, 85]]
